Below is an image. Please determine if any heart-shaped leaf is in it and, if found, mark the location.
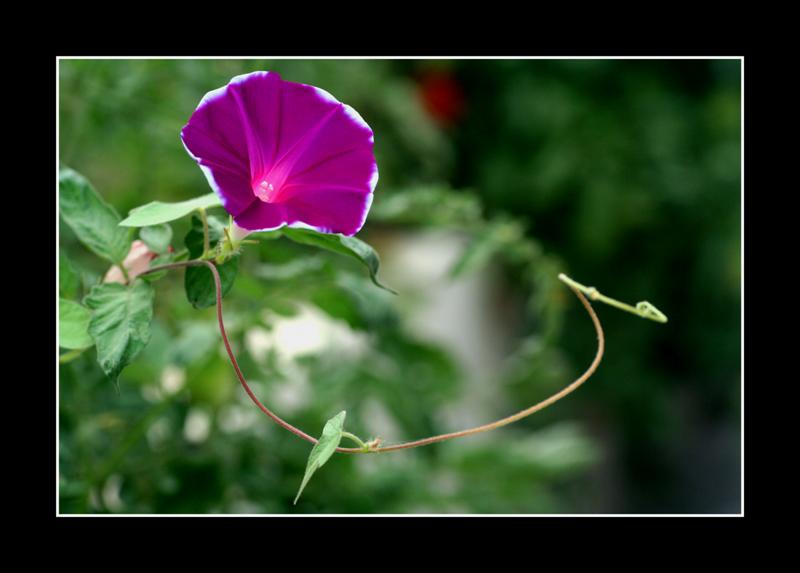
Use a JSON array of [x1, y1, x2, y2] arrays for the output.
[[84, 280, 155, 384]]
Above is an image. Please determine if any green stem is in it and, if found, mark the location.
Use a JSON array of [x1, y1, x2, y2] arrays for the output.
[[198, 207, 211, 258], [341, 431, 369, 452], [557, 273, 668, 323]]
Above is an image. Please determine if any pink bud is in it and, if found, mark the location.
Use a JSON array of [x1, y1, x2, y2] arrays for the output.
[[103, 240, 158, 284]]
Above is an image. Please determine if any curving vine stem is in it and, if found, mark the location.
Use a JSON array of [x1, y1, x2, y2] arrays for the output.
[[140, 259, 605, 454]]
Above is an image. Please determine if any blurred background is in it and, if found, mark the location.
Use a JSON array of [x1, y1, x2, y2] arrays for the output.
[[58, 59, 741, 514]]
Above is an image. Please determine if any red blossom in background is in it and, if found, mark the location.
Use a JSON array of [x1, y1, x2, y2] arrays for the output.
[[417, 70, 466, 127]]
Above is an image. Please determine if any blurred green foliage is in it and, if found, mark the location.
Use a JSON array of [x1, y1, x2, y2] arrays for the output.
[[59, 59, 740, 513]]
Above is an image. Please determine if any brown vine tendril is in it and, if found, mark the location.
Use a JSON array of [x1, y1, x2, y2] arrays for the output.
[[141, 259, 319, 443], [140, 259, 604, 454]]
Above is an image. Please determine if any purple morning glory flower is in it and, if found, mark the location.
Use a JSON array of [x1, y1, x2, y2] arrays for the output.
[[181, 71, 378, 236]]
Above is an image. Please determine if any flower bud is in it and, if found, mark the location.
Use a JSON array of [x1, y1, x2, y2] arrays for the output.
[[103, 240, 158, 284]]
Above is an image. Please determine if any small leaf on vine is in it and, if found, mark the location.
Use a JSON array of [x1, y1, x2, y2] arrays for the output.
[[119, 193, 222, 227], [294, 411, 346, 505]]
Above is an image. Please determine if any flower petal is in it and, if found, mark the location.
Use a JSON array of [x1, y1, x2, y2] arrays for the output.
[[187, 157, 255, 218], [283, 185, 374, 236], [181, 84, 250, 173], [284, 147, 378, 194], [181, 78, 259, 217], [227, 71, 283, 179], [233, 200, 287, 232], [282, 100, 375, 181], [273, 82, 347, 163]]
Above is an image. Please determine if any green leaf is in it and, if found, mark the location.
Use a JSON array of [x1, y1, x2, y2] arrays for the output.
[[84, 280, 155, 384], [139, 224, 173, 254], [281, 228, 396, 294], [294, 411, 346, 505], [119, 193, 222, 227], [59, 167, 131, 264], [185, 259, 239, 309], [59, 299, 94, 350], [183, 215, 238, 309], [247, 229, 283, 241], [59, 253, 80, 299]]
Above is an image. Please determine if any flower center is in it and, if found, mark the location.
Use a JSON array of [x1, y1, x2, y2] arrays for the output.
[[253, 162, 292, 203], [254, 179, 278, 202]]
